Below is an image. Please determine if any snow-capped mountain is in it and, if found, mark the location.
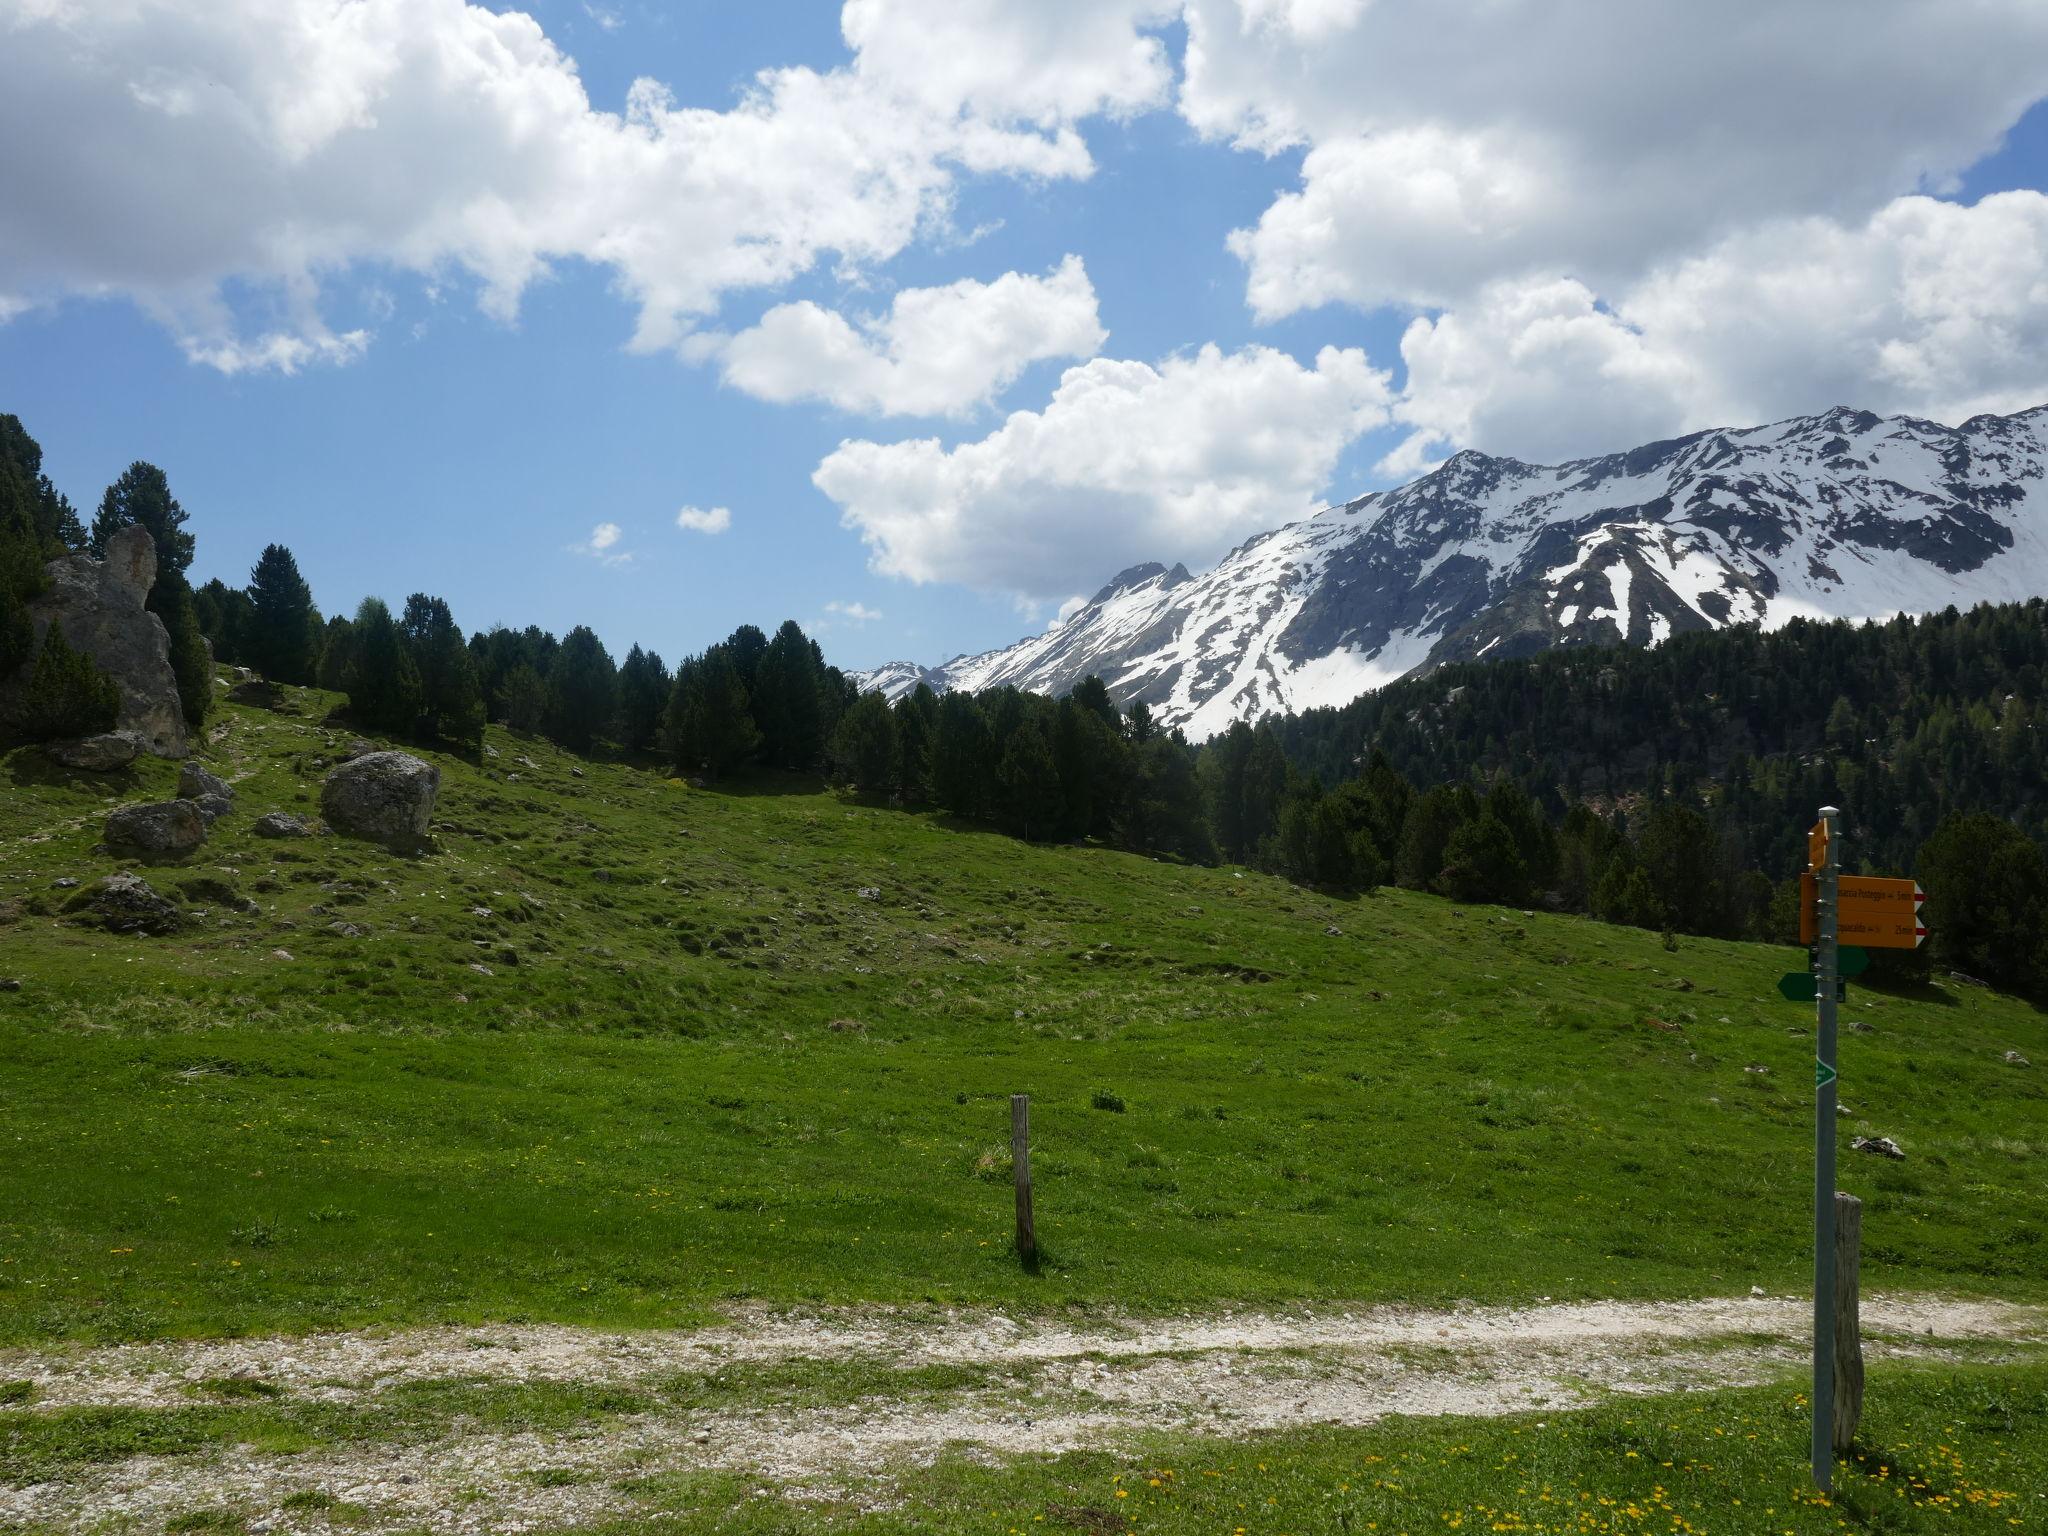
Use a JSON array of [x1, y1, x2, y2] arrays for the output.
[[858, 405, 2048, 740]]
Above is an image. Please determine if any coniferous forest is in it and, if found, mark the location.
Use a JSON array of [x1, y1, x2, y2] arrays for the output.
[[5, 410, 2046, 1001]]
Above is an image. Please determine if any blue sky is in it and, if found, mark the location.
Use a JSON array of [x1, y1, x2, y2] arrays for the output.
[[3, 1, 2045, 677]]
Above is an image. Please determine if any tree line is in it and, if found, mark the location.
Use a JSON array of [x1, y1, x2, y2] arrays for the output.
[[7, 410, 2044, 999]]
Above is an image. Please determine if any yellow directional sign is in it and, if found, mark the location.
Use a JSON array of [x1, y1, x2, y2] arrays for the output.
[[1801, 873, 1927, 948], [1808, 819, 1830, 872]]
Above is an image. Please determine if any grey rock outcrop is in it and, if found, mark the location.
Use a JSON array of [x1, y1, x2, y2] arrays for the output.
[[104, 799, 207, 860], [227, 678, 282, 709], [321, 751, 438, 853], [45, 732, 143, 772], [177, 761, 235, 825], [253, 810, 315, 839], [20, 524, 186, 756], [64, 872, 183, 935]]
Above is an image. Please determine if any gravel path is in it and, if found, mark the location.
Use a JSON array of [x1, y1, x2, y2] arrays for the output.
[[3, 1293, 2042, 1533]]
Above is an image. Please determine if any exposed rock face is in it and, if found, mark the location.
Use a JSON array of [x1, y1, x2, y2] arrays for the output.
[[64, 872, 183, 935], [104, 799, 206, 860], [253, 811, 315, 838], [227, 678, 282, 709], [321, 751, 439, 853], [23, 524, 187, 756], [177, 761, 235, 825], [45, 732, 143, 771]]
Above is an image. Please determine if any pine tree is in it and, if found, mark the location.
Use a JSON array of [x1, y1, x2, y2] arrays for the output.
[[616, 643, 672, 753], [997, 716, 1062, 840], [503, 664, 548, 733], [753, 619, 825, 770], [830, 690, 899, 792], [90, 462, 194, 576], [315, 614, 354, 691], [152, 573, 212, 728], [401, 594, 485, 746], [544, 626, 618, 752], [931, 692, 992, 816], [12, 623, 119, 741], [344, 596, 423, 735], [245, 544, 320, 684], [664, 646, 759, 779]]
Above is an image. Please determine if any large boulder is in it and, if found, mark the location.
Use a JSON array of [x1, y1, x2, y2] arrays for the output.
[[16, 525, 187, 756], [104, 799, 207, 860], [321, 751, 439, 853], [177, 761, 235, 824], [45, 732, 143, 772], [64, 872, 183, 935]]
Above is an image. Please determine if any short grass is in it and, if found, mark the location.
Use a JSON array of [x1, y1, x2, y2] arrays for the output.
[[0, 683, 2043, 1343], [593, 1363, 2048, 1535]]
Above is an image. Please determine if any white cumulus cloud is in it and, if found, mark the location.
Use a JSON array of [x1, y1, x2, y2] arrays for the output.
[[675, 505, 732, 534], [824, 600, 885, 623], [1186, 0, 2048, 317], [814, 342, 1391, 600], [0, 0, 1172, 369], [712, 256, 1105, 417], [1386, 191, 2048, 469], [571, 521, 633, 565]]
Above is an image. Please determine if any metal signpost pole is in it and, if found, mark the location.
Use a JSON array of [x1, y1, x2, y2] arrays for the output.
[[1811, 805, 1841, 1490]]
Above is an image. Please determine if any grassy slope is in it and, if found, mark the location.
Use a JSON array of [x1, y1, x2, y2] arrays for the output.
[[0, 684, 2042, 1345]]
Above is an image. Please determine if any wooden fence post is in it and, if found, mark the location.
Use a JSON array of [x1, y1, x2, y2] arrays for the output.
[[1011, 1094, 1036, 1264], [1832, 1192, 1864, 1454]]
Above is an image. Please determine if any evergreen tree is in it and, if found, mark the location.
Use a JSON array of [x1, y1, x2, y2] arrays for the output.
[[616, 643, 672, 753], [245, 544, 320, 684], [194, 577, 257, 666], [401, 594, 485, 746], [343, 597, 423, 735], [315, 614, 354, 691], [753, 619, 826, 769], [998, 716, 1062, 840], [544, 626, 618, 752], [503, 663, 548, 734], [11, 623, 119, 741], [90, 461, 194, 576], [830, 689, 899, 792], [1918, 813, 2048, 1000], [894, 684, 939, 799], [664, 646, 759, 779], [931, 692, 993, 817], [153, 574, 213, 728]]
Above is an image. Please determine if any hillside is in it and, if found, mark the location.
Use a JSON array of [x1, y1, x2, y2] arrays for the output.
[[862, 404, 2048, 737], [1, 680, 2043, 1350]]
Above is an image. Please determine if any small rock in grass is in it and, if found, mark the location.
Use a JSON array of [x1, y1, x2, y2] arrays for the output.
[[469, 962, 494, 976], [1324, 924, 1342, 937], [570, 766, 585, 779], [1743, 1064, 1768, 1075], [0, 978, 20, 992], [253, 811, 314, 839], [177, 761, 233, 805], [827, 1018, 864, 1032], [52, 876, 80, 889], [328, 921, 367, 938], [2006, 1050, 2032, 1067], [857, 886, 880, 901], [1848, 1020, 1874, 1034], [1853, 1135, 1906, 1160], [271, 948, 295, 961]]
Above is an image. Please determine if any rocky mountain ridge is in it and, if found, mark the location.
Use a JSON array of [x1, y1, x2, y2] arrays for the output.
[[860, 404, 2048, 738]]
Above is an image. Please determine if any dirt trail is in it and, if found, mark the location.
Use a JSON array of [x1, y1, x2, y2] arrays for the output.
[[4, 1294, 2043, 1534]]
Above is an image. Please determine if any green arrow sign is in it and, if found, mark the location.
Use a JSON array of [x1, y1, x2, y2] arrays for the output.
[[1837, 946, 1870, 978], [1815, 1058, 1838, 1090], [1778, 973, 1846, 1003]]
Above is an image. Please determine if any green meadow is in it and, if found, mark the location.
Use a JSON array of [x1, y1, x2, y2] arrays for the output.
[[0, 684, 2044, 1347]]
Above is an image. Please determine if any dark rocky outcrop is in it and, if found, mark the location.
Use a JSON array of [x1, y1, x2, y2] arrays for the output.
[[103, 799, 206, 860], [253, 810, 315, 839], [17, 525, 187, 756], [321, 750, 439, 853], [64, 872, 183, 935], [45, 732, 143, 772]]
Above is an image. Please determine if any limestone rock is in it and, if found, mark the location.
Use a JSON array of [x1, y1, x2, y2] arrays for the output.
[[45, 732, 143, 772], [321, 751, 439, 853], [253, 811, 315, 839], [1853, 1135, 1906, 1160], [104, 799, 206, 860], [64, 872, 182, 935], [178, 761, 235, 824], [2007, 1050, 2033, 1068], [17, 525, 186, 756]]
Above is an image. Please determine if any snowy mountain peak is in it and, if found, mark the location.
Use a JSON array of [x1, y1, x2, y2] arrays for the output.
[[857, 404, 2048, 737]]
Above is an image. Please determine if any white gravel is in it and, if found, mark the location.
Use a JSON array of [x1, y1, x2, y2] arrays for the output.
[[3, 1293, 2042, 1534]]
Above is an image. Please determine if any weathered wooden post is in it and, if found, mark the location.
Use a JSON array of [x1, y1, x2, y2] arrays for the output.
[[1011, 1093, 1036, 1264], [1832, 1191, 1864, 1453]]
